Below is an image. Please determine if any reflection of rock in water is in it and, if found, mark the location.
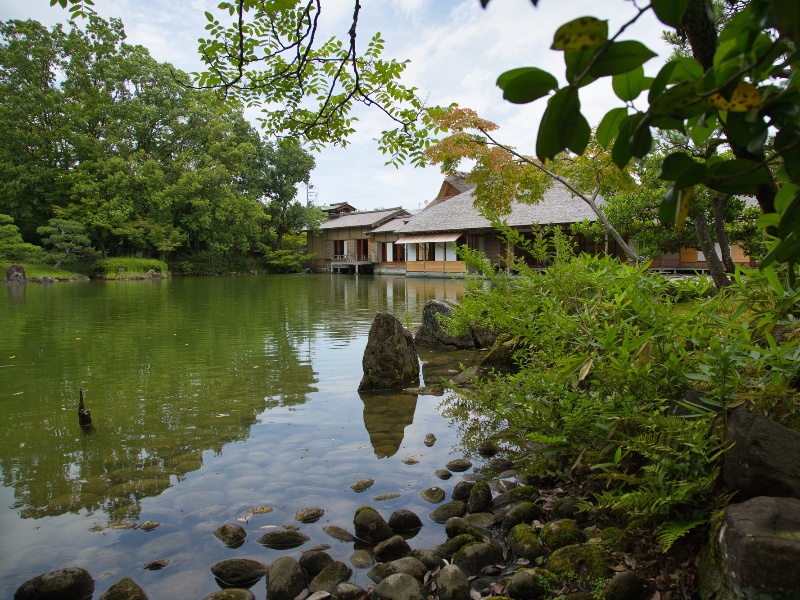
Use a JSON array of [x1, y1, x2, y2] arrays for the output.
[[360, 392, 418, 458]]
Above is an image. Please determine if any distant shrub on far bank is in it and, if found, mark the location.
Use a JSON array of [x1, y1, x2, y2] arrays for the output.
[[95, 257, 168, 278]]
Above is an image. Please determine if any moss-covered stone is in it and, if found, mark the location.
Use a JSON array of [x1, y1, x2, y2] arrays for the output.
[[597, 526, 626, 551], [546, 543, 608, 584], [505, 568, 560, 600], [500, 502, 542, 532], [491, 485, 538, 510], [467, 480, 493, 514], [540, 519, 584, 550], [507, 523, 544, 561], [431, 533, 477, 560]]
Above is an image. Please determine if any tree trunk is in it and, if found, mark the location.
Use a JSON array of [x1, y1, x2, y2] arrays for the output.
[[695, 209, 731, 288], [712, 196, 736, 272]]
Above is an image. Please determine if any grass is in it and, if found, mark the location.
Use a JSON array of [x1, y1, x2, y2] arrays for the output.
[[94, 257, 168, 279], [1, 261, 83, 280]]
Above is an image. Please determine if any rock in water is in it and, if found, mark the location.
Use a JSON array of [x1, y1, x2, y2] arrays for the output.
[[79, 389, 92, 428], [15, 567, 94, 600], [414, 300, 475, 349], [5, 263, 26, 284], [358, 313, 419, 391]]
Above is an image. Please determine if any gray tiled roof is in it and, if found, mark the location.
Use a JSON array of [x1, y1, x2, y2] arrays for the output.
[[319, 208, 408, 230], [369, 215, 410, 233], [397, 182, 601, 234], [444, 172, 474, 194]]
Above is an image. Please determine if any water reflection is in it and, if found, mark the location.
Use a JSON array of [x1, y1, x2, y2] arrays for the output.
[[0, 275, 466, 524], [359, 392, 418, 458]]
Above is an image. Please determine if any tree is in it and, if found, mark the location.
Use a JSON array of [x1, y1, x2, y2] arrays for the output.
[[37, 217, 96, 268], [0, 213, 46, 263], [254, 139, 316, 250], [2, 15, 271, 260], [49, 0, 800, 270]]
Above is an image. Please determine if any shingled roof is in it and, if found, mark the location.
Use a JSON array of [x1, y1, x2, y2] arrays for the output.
[[319, 207, 410, 230], [397, 182, 600, 234]]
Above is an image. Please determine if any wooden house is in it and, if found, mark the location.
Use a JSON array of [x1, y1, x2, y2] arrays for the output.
[[385, 174, 618, 277], [306, 207, 411, 273]]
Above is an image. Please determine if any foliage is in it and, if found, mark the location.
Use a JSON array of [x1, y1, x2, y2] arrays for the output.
[[37, 218, 97, 267], [253, 138, 316, 250], [426, 108, 643, 262], [168, 252, 262, 276], [262, 249, 313, 274], [486, 0, 799, 269], [0, 16, 279, 263], [0, 214, 48, 263], [446, 226, 800, 549], [94, 257, 168, 278]]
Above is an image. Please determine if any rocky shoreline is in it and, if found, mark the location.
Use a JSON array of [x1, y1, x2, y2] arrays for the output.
[[14, 447, 666, 600]]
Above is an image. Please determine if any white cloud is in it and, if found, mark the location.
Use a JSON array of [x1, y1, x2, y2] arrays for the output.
[[2, 0, 674, 211]]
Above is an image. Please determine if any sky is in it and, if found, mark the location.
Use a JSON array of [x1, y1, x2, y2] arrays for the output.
[[1, 0, 673, 212]]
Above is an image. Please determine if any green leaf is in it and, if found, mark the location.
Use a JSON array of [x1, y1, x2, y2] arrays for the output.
[[612, 66, 645, 101], [775, 184, 800, 213], [611, 113, 645, 168], [670, 57, 704, 83], [649, 80, 703, 119], [497, 67, 559, 104], [629, 120, 653, 159], [589, 41, 657, 77], [649, 61, 679, 103], [536, 87, 582, 161], [568, 111, 591, 155], [775, 126, 800, 184], [652, 0, 689, 28], [564, 48, 597, 87], [659, 193, 678, 225], [706, 159, 772, 195], [778, 192, 800, 237], [551, 16, 608, 51], [596, 107, 628, 148], [659, 153, 707, 188], [756, 213, 781, 228]]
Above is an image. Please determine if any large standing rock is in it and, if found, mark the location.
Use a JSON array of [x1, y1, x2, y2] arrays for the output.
[[6, 264, 26, 284], [698, 496, 800, 599], [414, 300, 476, 349], [14, 567, 94, 600], [724, 407, 800, 501], [359, 313, 419, 391]]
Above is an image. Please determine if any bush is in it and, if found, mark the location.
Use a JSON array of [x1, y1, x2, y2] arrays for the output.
[[263, 249, 312, 274], [445, 227, 800, 550], [95, 257, 168, 278], [168, 252, 261, 276]]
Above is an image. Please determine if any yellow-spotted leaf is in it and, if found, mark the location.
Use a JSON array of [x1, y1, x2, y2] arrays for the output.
[[675, 187, 694, 232], [707, 81, 762, 112], [551, 17, 608, 51]]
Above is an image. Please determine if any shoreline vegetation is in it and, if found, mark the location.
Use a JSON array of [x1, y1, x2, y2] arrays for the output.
[[6, 238, 800, 598]]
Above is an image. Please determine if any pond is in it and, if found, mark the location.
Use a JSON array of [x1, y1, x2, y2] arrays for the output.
[[0, 274, 489, 599]]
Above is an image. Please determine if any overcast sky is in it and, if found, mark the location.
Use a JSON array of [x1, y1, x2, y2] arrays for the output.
[[2, 0, 672, 211]]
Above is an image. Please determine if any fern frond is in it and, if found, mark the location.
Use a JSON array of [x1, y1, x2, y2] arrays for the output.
[[656, 519, 707, 552]]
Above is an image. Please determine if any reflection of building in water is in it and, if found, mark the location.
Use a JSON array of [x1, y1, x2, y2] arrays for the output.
[[360, 392, 417, 458]]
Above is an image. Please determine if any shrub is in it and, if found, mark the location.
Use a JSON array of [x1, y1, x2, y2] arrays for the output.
[[95, 257, 168, 278]]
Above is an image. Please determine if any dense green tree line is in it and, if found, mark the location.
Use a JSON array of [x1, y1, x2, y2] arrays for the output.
[[0, 16, 319, 270]]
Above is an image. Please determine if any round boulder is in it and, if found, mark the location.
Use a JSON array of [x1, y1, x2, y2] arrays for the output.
[[98, 578, 148, 600], [214, 524, 247, 548], [354, 506, 394, 543], [372, 572, 424, 600], [14, 567, 94, 600], [210, 559, 267, 588]]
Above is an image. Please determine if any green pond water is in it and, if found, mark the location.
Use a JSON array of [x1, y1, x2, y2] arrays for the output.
[[0, 274, 487, 599]]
